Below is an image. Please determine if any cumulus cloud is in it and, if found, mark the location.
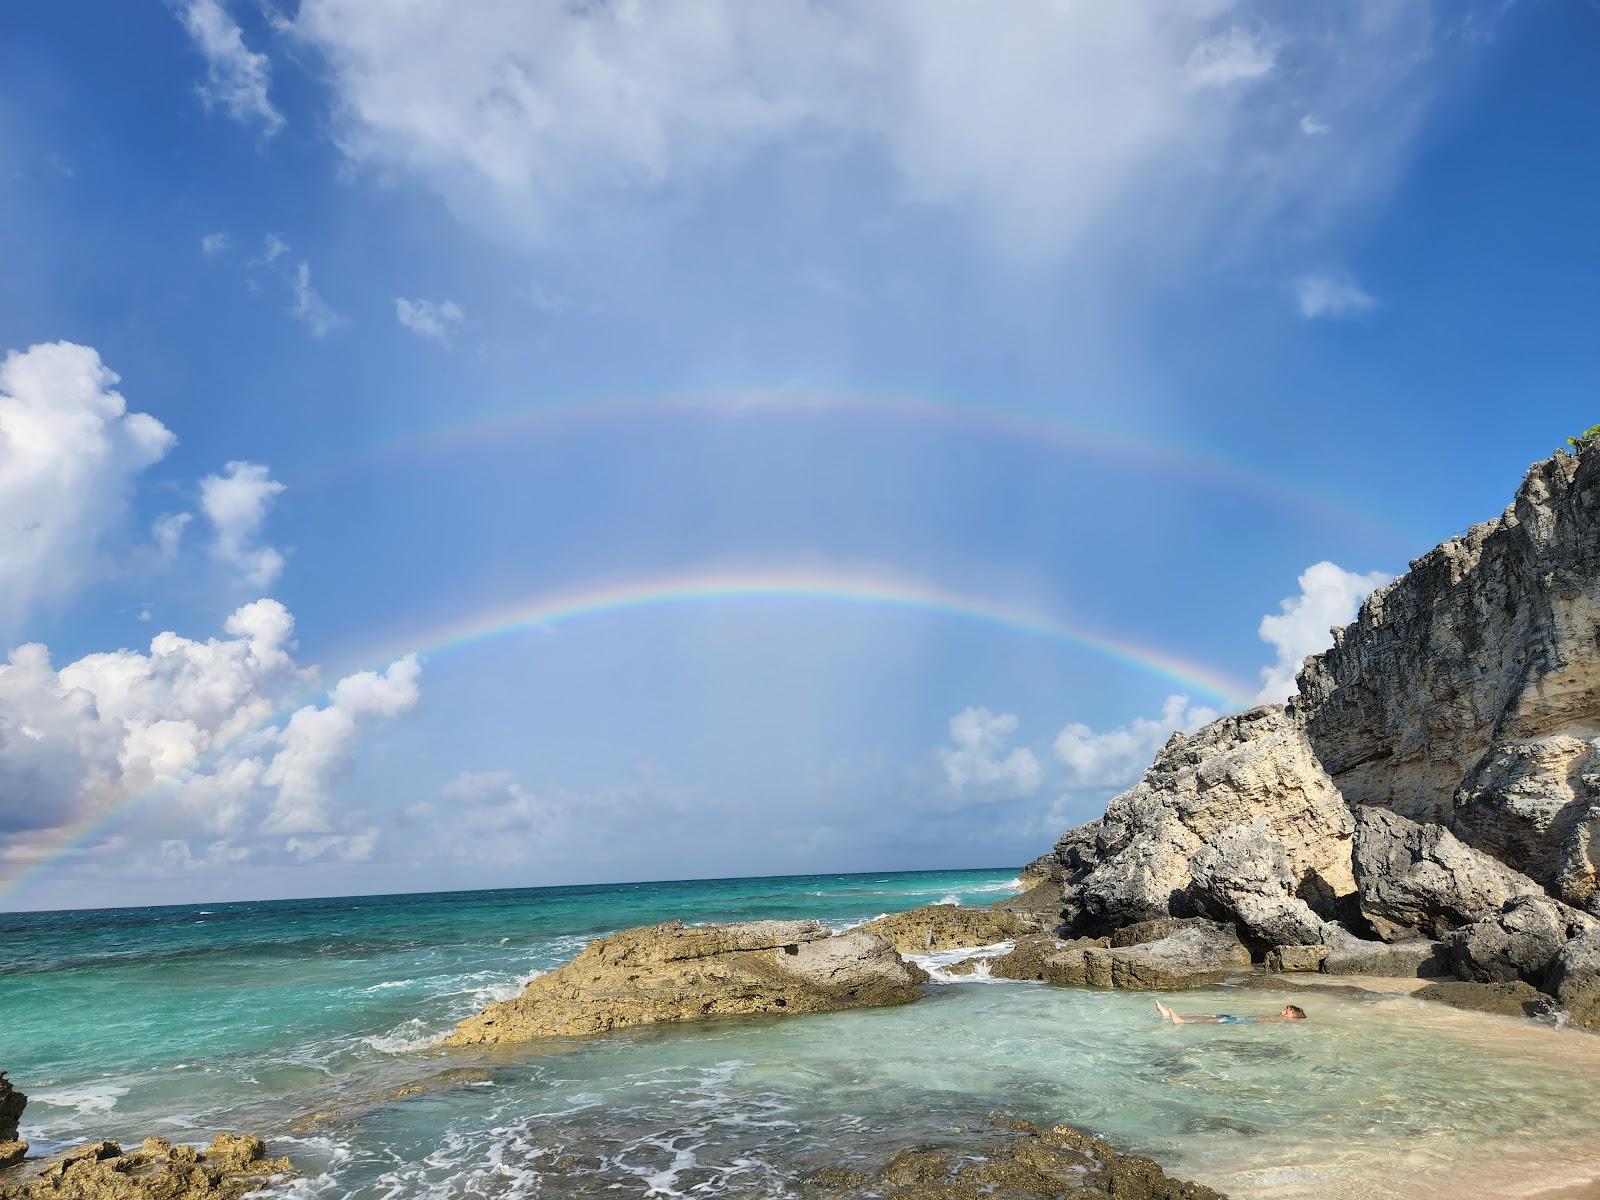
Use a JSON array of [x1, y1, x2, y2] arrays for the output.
[[289, 261, 343, 336], [178, 0, 284, 137], [1257, 561, 1392, 702], [938, 707, 1042, 802], [290, 1, 1461, 259], [1295, 273, 1376, 319], [1054, 694, 1219, 791], [0, 342, 176, 630], [393, 297, 464, 344], [200, 461, 286, 587], [0, 600, 419, 859]]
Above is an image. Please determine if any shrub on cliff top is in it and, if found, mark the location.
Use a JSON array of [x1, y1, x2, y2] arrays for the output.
[[1565, 424, 1600, 453]]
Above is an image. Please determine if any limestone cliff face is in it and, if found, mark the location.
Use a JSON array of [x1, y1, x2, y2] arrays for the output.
[[1293, 449, 1600, 908]]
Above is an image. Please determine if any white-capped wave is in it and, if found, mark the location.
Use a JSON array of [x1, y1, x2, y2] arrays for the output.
[[33, 1084, 129, 1115], [909, 940, 1015, 984], [363, 1018, 444, 1054], [934, 894, 962, 906]]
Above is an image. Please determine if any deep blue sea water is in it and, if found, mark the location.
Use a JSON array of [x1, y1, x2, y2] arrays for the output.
[[7, 868, 1600, 1199]]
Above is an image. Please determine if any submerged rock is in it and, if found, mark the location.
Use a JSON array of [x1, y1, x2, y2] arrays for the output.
[[855, 905, 1030, 954], [0, 1134, 291, 1200], [1352, 806, 1545, 940], [799, 1119, 1224, 1199], [1415, 980, 1554, 1018], [1058, 707, 1355, 936], [443, 919, 928, 1045]]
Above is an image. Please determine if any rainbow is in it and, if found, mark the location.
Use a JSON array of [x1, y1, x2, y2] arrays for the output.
[[297, 389, 1417, 549], [0, 568, 1256, 907]]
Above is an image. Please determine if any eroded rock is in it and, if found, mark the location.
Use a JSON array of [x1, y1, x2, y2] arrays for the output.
[[1448, 894, 1596, 984], [0, 1134, 291, 1200], [855, 905, 1029, 955], [1320, 931, 1449, 978], [1058, 707, 1355, 935], [1415, 980, 1553, 1019], [443, 919, 928, 1045], [1190, 817, 1338, 949], [0, 1077, 23, 1145], [1352, 806, 1545, 939], [799, 1119, 1224, 1200], [1546, 928, 1600, 1030]]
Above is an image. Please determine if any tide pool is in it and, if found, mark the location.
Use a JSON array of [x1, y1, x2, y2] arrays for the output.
[[5, 869, 1600, 1199]]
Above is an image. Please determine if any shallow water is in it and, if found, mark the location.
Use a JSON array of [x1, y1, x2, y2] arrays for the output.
[[5, 870, 1600, 1199]]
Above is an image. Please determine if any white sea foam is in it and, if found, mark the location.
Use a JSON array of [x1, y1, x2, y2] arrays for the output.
[[33, 1084, 129, 1115], [362, 1018, 444, 1054], [910, 940, 1015, 984], [832, 912, 889, 933], [934, 894, 962, 906]]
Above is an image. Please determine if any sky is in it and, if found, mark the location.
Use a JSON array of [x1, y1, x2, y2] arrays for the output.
[[0, 0, 1596, 912]]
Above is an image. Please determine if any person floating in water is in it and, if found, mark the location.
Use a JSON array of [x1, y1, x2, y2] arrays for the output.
[[1155, 1001, 1306, 1024]]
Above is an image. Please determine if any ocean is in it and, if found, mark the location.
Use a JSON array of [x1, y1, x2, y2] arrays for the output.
[[7, 868, 1600, 1199]]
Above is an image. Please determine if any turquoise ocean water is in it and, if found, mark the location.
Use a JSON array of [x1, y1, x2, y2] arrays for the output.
[[7, 868, 1600, 1199]]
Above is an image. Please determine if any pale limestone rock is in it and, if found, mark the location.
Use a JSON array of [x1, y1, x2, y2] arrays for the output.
[[443, 919, 927, 1045]]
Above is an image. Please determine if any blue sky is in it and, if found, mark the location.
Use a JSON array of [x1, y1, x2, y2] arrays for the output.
[[0, 0, 1596, 911]]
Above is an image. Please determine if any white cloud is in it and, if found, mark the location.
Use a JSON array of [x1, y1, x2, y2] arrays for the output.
[[938, 707, 1041, 801], [290, 261, 343, 336], [393, 297, 464, 344], [201, 232, 229, 256], [291, 1, 1458, 258], [0, 342, 176, 631], [178, 0, 285, 137], [0, 600, 419, 857], [257, 233, 289, 265], [152, 512, 194, 560], [1300, 114, 1330, 136], [1257, 561, 1392, 702], [1295, 272, 1376, 319], [1184, 27, 1276, 89], [200, 461, 285, 587], [1054, 694, 1220, 791]]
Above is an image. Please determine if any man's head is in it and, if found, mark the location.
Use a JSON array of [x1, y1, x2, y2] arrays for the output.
[[1281, 1004, 1307, 1020]]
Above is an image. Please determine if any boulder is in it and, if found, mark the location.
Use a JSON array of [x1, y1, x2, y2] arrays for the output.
[[1058, 707, 1355, 935], [989, 934, 1108, 982], [1047, 922, 1251, 991], [1352, 806, 1545, 939], [1448, 894, 1596, 984], [855, 905, 1029, 955], [1321, 931, 1450, 978], [442, 919, 928, 1045], [1189, 818, 1337, 949], [1414, 980, 1553, 1019], [1546, 928, 1600, 1030], [1, 1134, 291, 1200]]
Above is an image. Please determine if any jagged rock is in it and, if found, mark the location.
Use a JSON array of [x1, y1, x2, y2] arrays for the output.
[[1546, 928, 1600, 1030], [1048, 922, 1251, 991], [1454, 736, 1600, 913], [1320, 932, 1450, 978], [0, 1144, 25, 1170], [443, 919, 928, 1045], [1190, 817, 1337, 949], [0, 1134, 291, 1200], [989, 934, 1108, 982], [0, 1076, 23, 1145], [1057, 707, 1356, 935], [1296, 450, 1600, 902], [1448, 894, 1596, 984], [1019, 852, 1063, 888], [799, 1119, 1223, 1199], [1266, 944, 1328, 973], [1352, 806, 1545, 939], [855, 905, 1029, 955], [1415, 980, 1553, 1018]]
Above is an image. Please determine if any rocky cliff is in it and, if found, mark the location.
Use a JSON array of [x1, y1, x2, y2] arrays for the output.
[[1044, 445, 1600, 1023]]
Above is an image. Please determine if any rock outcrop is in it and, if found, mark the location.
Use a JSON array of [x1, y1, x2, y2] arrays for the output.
[[0, 1135, 291, 1200], [1189, 817, 1338, 949], [855, 905, 1029, 955], [991, 920, 1250, 991], [1058, 707, 1356, 935], [1448, 894, 1596, 985], [1, 1075, 27, 1169], [801, 1119, 1224, 1200], [1546, 929, 1600, 1030], [1295, 449, 1600, 909], [1352, 806, 1546, 939], [443, 919, 927, 1046]]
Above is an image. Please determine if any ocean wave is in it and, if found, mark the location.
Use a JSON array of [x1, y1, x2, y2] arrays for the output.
[[32, 1084, 130, 1115], [362, 1018, 445, 1054], [934, 894, 961, 906], [909, 940, 1015, 984]]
